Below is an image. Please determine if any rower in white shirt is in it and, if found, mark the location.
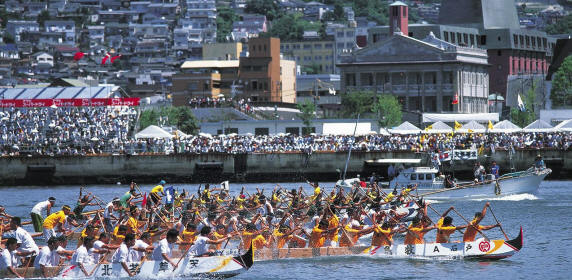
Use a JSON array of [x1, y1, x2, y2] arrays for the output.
[[10, 217, 40, 260], [187, 226, 230, 257], [0, 238, 22, 278], [151, 229, 179, 268], [34, 237, 59, 278], [71, 237, 96, 276], [111, 233, 136, 277], [128, 232, 154, 262]]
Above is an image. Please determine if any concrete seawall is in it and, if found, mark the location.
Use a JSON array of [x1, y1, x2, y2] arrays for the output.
[[0, 149, 569, 186]]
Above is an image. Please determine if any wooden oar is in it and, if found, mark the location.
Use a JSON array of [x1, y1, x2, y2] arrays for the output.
[[487, 205, 509, 240], [88, 251, 110, 276]]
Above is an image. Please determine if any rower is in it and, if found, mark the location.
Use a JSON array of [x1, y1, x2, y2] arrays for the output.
[[77, 224, 97, 248], [179, 223, 198, 252], [103, 198, 121, 233], [403, 217, 435, 245], [151, 229, 179, 269], [129, 232, 154, 262], [126, 207, 142, 235], [339, 219, 373, 247], [371, 222, 397, 247], [90, 232, 118, 261], [463, 202, 500, 242], [42, 205, 71, 242], [309, 219, 337, 248], [187, 226, 231, 257], [10, 217, 39, 261], [241, 223, 269, 250], [435, 206, 467, 243], [149, 180, 166, 207], [71, 236, 95, 276], [1, 238, 23, 278], [112, 233, 136, 277], [30, 197, 56, 233], [34, 237, 59, 278], [112, 225, 128, 245]]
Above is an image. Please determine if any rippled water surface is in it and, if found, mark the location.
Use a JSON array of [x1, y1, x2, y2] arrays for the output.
[[1, 180, 569, 279]]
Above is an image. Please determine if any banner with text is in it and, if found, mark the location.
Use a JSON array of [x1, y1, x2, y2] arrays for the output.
[[0, 98, 140, 108]]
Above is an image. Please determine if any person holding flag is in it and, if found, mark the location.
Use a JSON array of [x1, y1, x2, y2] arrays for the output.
[[454, 121, 462, 131]]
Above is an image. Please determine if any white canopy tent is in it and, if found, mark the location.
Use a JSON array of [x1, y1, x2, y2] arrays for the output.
[[459, 120, 486, 133], [135, 125, 173, 139], [379, 127, 391, 136], [554, 119, 572, 131], [523, 120, 554, 132], [423, 121, 453, 134], [389, 121, 421, 134], [492, 120, 521, 133], [422, 113, 499, 123], [322, 122, 372, 136]]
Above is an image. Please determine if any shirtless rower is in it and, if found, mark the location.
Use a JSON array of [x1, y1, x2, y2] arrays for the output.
[[463, 202, 501, 242]]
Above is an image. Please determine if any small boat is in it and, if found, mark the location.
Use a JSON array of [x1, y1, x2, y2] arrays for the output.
[[363, 227, 523, 260], [1, 246, 253, 279], [416, 168, 552, 200]]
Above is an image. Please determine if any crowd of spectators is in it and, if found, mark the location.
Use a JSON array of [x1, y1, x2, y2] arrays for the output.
[[188, 97, 233, 108], [1, 106, 571, 156], [0, 106, 138, 156]]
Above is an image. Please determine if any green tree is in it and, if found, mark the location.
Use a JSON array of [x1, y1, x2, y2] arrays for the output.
[[545, 14, 572, 34], [245, 0, 282, 21], [266, 13, 322, 41], [216, 6, 239, 42], [511, 85, 537, 127], [297, 100, 316, 129], [139, 107, 199, 135], [372, 95, 402, 128], [340, 90, 374, 117], [550, 55, 572, 107]]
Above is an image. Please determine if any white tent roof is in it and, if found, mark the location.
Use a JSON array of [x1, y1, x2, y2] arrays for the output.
[[554, 119, 572, 131], [135, 125, 173, 139], [379, 127, 391, 136], [422, 113, 499, 123], [459, 120, 486, 133], [492, 120, 521, 133], [389, 121, 421, 134], [423, 121, 453, 133], [523, 119, 554, 132]]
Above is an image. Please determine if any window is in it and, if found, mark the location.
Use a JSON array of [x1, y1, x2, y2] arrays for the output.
[[314, 44, 322, 49], [450, 32, 455, 43], [224, 128, 238, 134], [393, 7, 398, 16], [325, 43, 333, 49], [411, 174, 417, 180], [497, 50, 502, 56], [337, 42, 344, 49], [403, 7, 407, 17], [255, 127, 269, 136], [346, 31, 354, 37], [346, 73, 356, 86], [513, 34, 518, 45], [470, 35, 475, 46], [337, 32, 344, 37], [286, 127, 300, 135], [480, 35, 487, 45], [303, 44, 311, 49], [463, 33, 468, 44], [444, 32, 449, 42]]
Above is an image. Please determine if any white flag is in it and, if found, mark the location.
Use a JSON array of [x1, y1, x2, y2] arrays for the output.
[[517, 94, 526, 112], [220, 181, 229, 191]]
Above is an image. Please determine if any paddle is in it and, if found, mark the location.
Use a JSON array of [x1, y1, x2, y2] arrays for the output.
[[487, 205, 509, 240], [451, 208, 489, 241]]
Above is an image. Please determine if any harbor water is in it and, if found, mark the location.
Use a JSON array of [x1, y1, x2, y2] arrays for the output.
[[1, 181, 570, 279]]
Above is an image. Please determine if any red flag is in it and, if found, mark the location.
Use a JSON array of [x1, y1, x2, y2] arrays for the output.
[[110, 54, 122, 63], [452, 93, 459, 105], [142, 192, 147, 207], [73, 52, 86, 61], [101, 53, 111, 65]]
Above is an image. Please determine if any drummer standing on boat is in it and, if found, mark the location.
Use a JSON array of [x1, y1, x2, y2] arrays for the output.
[[490, 161, 500, 179], [30, 197, 56, 233]]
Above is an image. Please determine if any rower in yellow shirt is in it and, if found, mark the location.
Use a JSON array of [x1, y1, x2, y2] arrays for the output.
[[463, 203, 500, 242], [241, 223, 269, 250], [126, 208, 142, 235], [403, 217, 435, 245], [150, 180, 166, 206], [338, 219, 374, 247], [371, 222, 397, 247], [309, 219, 338, 248], [179, 223, 198, 252], [42, 205, 71, 242], [435, 216, 466, 243]]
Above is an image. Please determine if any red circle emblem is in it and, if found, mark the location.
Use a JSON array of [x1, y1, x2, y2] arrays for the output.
[[479, 241, 491, 252]]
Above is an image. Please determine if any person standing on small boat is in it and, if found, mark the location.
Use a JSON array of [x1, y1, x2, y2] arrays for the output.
[[0, 238, 22, 278], [30, 197, 56, 233], [112, 233, 137, 277], [534, 155, 546, 170], [490, 161, 500, 179]]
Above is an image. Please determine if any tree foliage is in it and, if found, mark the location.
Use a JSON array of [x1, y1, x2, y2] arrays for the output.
[[216, 6, 239, 42], [341, 90, 375, 118], [545, 13, 572, 34], [511, 85, 537, 127], [550, 55, 572, 107], [297, 100, 316, 128], [265, 13, 321, 41], [139, 106, 199, 135], [245, 0, 281, 21], [37, 10, 51, 28], [372, 95, 402, 128]]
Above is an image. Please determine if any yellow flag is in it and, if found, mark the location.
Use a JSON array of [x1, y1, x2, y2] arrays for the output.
[[454, 121, 462, 131], [424, 125, 433, 132], [488, 120, 494, 130], [468, 129, 474, 133], [478, 145, 484, 155]]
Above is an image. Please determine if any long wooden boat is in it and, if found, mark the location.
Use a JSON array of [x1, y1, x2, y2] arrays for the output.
[[363, 227, 523, 260], [1, 246, 253, 279]]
